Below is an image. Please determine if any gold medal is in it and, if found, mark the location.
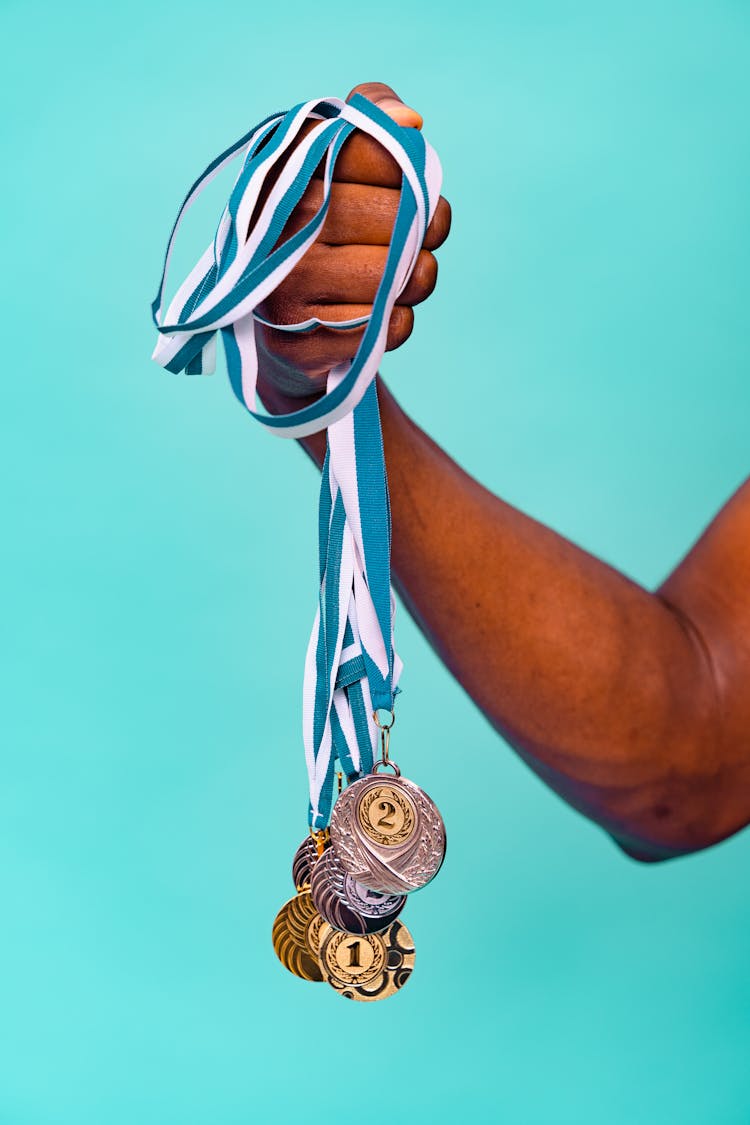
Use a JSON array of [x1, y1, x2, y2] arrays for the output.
[[317, 918, 416, 1002], [291, 828, 330, 891], [271, 890, 325, 982]]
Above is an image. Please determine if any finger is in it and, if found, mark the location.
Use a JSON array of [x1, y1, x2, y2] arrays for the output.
[[313, 183, 450, 251], [385, 304, 415, 350], [257, 320, 362, 375], [304, 304, 415, 352], [424, 197, 452, 251], [256, 306, 414, 375], [252, 120, 399, 228], [316, 131, 403, 188], [347, 82, 423, 130], [275, 245, 438, 306], [316, 82, 422, 187], [259, 85, 425, 203], [278, 178, 451, 257], [285, 180, 401, 245]]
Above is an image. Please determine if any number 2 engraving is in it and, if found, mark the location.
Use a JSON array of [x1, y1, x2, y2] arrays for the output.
[[375, 800, 397, 829]]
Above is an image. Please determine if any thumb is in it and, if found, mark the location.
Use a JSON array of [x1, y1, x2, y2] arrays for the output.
[[346, 82, 423, 130]]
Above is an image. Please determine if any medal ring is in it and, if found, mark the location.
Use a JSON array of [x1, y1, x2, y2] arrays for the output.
[[372, 708, 396, 731], [371, 757, 401, 777]]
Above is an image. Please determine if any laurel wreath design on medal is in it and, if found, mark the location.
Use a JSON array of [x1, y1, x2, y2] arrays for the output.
[[271, 891, 325, 982], [320, 927, 386, 987], [318, 919, 416, 1002], [357, 784, 415, 847], [310, 845, 406, 935], [329, 772, 446, 895]]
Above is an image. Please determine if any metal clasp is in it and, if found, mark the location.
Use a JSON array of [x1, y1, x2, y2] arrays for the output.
[[372, 707, 398, 775], [308, 826, 330, 857]]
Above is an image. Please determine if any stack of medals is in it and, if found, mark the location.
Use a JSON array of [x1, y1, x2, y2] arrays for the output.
[[273, 713, 446, 1001], [150, 94, 446, 1001]]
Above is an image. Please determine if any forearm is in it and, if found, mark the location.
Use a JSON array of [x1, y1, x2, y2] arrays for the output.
[[258, 373, 728, 859]]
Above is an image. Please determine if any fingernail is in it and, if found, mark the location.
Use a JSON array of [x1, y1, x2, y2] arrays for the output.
[[381, 98, 423, 129]]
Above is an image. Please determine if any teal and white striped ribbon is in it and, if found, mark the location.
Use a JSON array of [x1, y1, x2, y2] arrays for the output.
[[151, 94, 442, 828]]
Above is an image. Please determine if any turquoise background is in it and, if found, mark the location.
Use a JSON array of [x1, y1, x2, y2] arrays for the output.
[[2, 0, 749, 1121]]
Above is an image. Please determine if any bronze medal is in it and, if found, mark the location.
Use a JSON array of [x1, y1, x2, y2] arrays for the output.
[[329, 767, 446, 895], [318, 918, 416, 1002], [291, 830, 329, 891], [271, 890, 325, 982], [310, 845, 406, 935]]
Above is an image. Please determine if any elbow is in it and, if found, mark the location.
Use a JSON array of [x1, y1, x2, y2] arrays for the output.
[[610, 833, 698, 865], [607, 778, 749, 864]]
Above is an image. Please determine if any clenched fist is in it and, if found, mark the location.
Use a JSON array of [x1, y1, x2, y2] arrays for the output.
[[254, 82, 452, 401]]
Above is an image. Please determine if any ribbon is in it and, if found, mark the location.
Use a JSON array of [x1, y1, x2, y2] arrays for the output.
[[151, 94, 442, 827]]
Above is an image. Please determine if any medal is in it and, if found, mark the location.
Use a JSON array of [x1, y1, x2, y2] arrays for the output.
[[329, 769, 446, 895], [310, 842, 406, 935], [271, 890, 325, 982], [318, 919, 416, 1002], [291, 829, 330, 891], [329, 720, 446, 895]]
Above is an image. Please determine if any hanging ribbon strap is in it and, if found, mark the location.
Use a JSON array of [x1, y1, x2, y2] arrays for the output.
[[152, 93, 442, 829]]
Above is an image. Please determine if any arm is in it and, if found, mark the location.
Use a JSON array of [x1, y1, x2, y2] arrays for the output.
[[255, 85, 750, 861], [377, 389, 750, 863]]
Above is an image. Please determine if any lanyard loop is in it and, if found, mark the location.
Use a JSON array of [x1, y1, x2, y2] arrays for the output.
[[151, 93, 442, 829]]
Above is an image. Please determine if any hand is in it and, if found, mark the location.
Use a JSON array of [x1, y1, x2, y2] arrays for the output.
[[254, 82, 452, 401]]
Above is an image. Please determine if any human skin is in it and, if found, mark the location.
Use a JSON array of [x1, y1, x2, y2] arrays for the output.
[[254, 82, 750, 863]]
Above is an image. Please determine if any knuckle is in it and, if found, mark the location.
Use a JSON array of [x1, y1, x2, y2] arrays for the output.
[[273, 247, 323, 296], [260, 325, 304, 361], [410, 251, 438, 302], [386, 306, 414, 351], [347, 81, 391, 103], [261, 286, 297, 320], [424, 196, 452, 250], [296, 186, 320, 223]]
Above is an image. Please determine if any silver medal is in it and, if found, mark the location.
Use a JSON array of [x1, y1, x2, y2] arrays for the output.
[[329, 763, 446, 895]]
